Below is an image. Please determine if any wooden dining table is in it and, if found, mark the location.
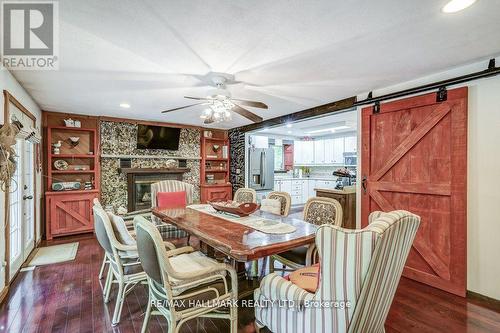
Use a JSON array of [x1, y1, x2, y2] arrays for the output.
[[152, 205, 318, 295]]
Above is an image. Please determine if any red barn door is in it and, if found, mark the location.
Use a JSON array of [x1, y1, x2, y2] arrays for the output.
[[361, 87, 467, 296]]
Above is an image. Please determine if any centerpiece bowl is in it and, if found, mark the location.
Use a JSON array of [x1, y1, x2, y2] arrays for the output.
[[208, 201, 260, 217]]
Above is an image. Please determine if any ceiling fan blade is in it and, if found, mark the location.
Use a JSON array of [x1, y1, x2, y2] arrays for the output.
[[231, 104, 263, 123], [230, 99, 268, 109], [184, 96, 210, 101], [161, 102, 205, 113]]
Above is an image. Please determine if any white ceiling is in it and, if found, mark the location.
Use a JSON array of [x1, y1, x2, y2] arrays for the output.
[[10, 0, 500, 129], [254, 109, 357, 138]]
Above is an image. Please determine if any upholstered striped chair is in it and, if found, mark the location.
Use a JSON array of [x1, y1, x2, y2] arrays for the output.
[[255, 210, 420, 333], [234, 187, 257, 203], [135, 216, 238, 333], [151, 180, 194, 239], [269, 197, 342, 273]]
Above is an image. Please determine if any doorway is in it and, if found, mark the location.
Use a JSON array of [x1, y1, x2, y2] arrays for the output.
[[3, 90, 38, 283], [8, 139, 36, 281]]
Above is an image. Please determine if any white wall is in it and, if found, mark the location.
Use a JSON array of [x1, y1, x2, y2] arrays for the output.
[[355, 56, 500, 300], [0, 66, 42, 293]]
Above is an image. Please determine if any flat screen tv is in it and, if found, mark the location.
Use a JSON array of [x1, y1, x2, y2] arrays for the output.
[[137, 124, 181, 150]]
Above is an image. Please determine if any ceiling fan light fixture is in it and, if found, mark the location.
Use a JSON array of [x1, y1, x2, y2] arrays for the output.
[[442, 0, 477, 13]]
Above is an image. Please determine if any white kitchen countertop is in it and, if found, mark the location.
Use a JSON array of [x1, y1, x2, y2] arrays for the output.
[[274, 176, 338, 181]]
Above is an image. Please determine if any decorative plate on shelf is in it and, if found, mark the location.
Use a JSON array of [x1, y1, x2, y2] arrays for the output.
[[54, 159, 69, 170]]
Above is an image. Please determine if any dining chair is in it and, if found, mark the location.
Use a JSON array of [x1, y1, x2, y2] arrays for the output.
[[134, 216, 238, 333], [255, 191, 292, 278], [234, 187, 257, 203], [269, 197, 342, 273], [93, 205, 151, 326], [255, 210, 420, 333], [265, 191, 291, 217], [150, 180, 194, 239]]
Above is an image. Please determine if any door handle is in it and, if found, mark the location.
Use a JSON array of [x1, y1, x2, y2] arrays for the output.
[[23, 195, 33, 200], [362, 176, 367, 194]]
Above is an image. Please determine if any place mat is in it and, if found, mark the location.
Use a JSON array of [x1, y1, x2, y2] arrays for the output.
[[187, 204, 296, 234]]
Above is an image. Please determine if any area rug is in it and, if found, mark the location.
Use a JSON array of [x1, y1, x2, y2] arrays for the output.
[[27, 242, 79, 267]]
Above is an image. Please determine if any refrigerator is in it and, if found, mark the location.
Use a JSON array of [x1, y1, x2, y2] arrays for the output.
[[248, 148, 274, 191]]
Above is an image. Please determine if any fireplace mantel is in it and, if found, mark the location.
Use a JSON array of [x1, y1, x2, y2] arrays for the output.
[[119, 167, 190, 175]]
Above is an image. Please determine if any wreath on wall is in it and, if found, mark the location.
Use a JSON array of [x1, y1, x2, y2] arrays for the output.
[[0, 121, 22, 192]]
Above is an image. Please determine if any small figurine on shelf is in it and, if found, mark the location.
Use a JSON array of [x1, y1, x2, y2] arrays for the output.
[[52, 140, 62, 154]]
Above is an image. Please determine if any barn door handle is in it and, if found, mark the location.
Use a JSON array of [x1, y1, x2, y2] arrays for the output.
[[362, 176, 367, 194]]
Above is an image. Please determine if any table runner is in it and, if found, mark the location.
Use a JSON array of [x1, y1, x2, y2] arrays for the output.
[[187, 204, 297, 234]]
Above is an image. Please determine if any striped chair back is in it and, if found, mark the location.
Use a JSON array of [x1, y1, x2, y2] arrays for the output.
[[151, 180, 194, 207], [314, 210, 420, 332]]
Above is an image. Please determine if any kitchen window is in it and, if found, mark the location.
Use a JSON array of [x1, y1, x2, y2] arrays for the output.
[[273, 145, 284, 171]]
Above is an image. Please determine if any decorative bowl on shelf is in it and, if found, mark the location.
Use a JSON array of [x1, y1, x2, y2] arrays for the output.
[[68, 136, 80, 147], [208, 201, 260, 217]]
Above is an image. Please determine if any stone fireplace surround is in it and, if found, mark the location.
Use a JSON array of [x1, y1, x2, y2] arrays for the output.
[[100, 120, 201, 210]]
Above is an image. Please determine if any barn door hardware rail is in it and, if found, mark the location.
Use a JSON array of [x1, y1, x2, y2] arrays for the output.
[[357, 58, 499, 112]]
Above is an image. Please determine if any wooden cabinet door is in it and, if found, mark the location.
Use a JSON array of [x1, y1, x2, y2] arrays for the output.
[[46, 192, 97, 239], [313, 140, 325, 164], [201, 186, 232, 203], [361, 88, 467, 296]]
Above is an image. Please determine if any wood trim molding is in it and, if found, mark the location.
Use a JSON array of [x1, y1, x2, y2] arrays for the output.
[[467, 290, 500, 312], [235, 96, 356, 133], [0, 286, 9, 305], [3, 90, 36, 123]]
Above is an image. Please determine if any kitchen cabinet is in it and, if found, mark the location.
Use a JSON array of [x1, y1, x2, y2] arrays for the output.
[[313, 140, 325, 164], [301, 180, 309, 202], [281, 179, 292, 193], [324, 139, 335, 164], [308, 180, 317, 198], [344, 135, 357, 153], [273, 179, 293, 193], [332, 137, 345, 164], [316, 180, 336, 189], [316, 188, 356, 229], [294, 140, 314, 165]]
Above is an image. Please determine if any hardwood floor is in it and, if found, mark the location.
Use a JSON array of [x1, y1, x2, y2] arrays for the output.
[[1, 234, 499, 333]]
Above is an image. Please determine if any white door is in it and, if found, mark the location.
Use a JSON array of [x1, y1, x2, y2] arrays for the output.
[[344, 135, 357, 153], [8, 139, 36, 281], [313, 140, 325, 164]]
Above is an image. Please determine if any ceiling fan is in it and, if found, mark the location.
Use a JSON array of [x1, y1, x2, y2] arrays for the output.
[[161, 73, 268, 124]]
